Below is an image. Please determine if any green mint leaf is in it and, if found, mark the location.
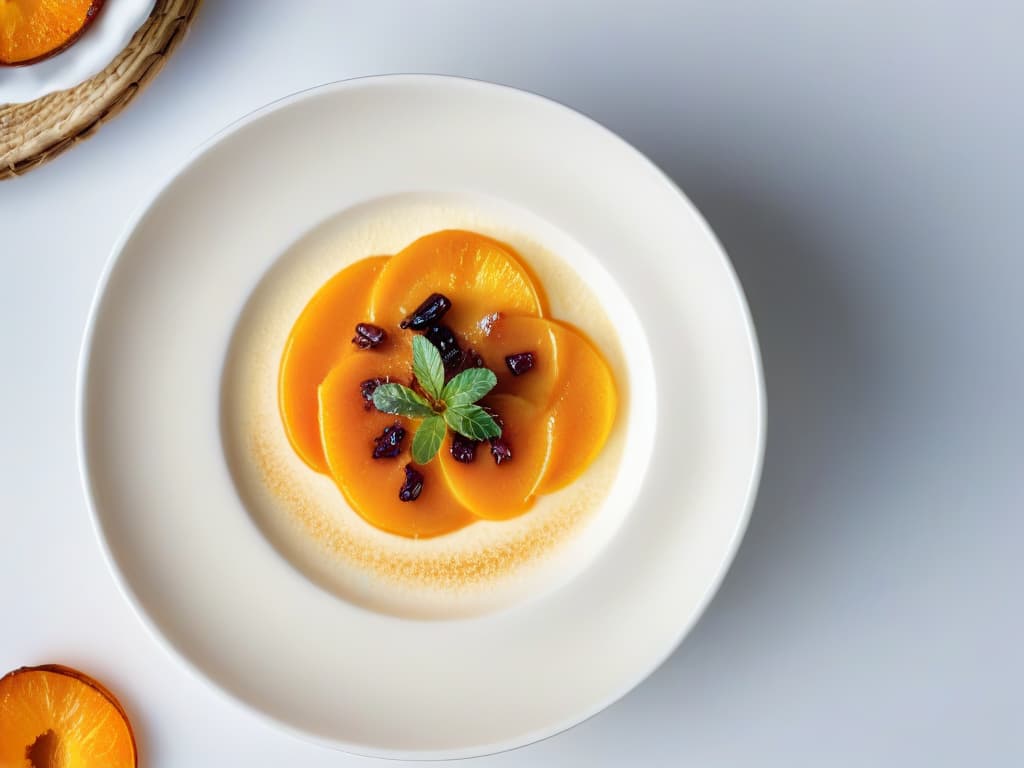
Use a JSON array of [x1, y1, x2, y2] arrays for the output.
[[411, 413, 446, 464], [441, 367, 497, 406], [411, 335, 445, 401], [443, 403, 502, 441], [372, 383, 434, 419]]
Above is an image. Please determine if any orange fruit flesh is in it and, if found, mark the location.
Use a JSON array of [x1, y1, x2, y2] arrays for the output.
[[369, 229, 547, 343], [538, 322, 619, 493], [318, 352, 475, 538], [475, 314, 559, 407], [279, 229, 618, 537], [0, 0, 102, 66], [0, 664, 136, 768], [438, 394, 553, 519], [278, 256, 389, 473]]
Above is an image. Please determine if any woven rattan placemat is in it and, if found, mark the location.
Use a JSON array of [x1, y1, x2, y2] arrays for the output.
[[0, 0, 202, 180]]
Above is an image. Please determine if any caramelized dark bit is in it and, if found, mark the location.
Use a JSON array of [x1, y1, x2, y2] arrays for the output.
[[372, 422, 406, 459], [352, 322, 387, 349], [399, 464, 424, 502], [360, 377, 387, 409], [447, 347, 485, 381], [425, 324, 463, 370], [485, 404, 512, 464], [400, 293, 452, 330], [490, 438, 513, 465], [504, 351, 535, 376], [450, 433, 479, 463]]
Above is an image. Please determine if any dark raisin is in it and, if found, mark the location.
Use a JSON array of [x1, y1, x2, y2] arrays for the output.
[[450, 433, 479, 463], [425, 324, 463, 370], [360, 377, 386, 409], [372, 422, 406, 459], [399, 464, 424, 502], [490, 438, 513, 465], [400, 293, 452, 330], [352, 322, 387, 349], [505, 351, 536, 376]]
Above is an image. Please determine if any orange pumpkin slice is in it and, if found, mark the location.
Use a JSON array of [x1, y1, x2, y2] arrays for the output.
[[0, 664, 136, 768], [370, 230, 547, 344], [438, 394, 553, 520], [0, 0, 104, 66], [279, 256, 389, 473], [319, 352, 474, 538], [537, 322, 618, 493]]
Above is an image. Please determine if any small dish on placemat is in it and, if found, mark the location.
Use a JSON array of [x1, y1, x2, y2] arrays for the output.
[[0, 0, 201, 179], [0, 0, 155, 104]]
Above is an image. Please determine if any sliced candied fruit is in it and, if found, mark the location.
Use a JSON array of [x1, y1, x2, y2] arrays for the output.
[[370, 230, 547, 344], [438, 394, 553, 520], [279, 256, 388, 473], [319, 353, 474, 537], [476, 314, 559, 407], [537, 322, 618, 493]]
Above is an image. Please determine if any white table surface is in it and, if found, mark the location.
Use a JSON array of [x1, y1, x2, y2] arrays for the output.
[[2, 2, 1021, 765]]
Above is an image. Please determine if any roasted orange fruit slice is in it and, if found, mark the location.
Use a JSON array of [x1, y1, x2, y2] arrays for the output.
[[319, 352, 475, 538], [475, 314, 560, 408], [537, 322, 618, 493], [0, 0, 104, 66], [370, 230, 547, 345], [279, 256, 390, 473], [438, 394, 553, 519], [0, 664, 136, 768]]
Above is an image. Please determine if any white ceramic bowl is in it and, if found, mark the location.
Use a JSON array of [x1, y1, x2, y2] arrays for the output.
[[79, 75, 765, 759], [0, 0, 155, 104]]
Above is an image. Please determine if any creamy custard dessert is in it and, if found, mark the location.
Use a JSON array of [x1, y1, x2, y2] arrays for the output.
[[221, 195, 635, 618]]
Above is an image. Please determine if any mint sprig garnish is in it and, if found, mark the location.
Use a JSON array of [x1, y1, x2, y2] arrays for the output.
[[411, 413, 447, 464], [371, 383, 434, 419], [372, 336, 501, 463], [412, 333, 445, 400], [441, 368, 497, 406], [443, 403, 501, 441]]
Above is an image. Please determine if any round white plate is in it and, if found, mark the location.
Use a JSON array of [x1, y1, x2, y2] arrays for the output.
[[79, 75, 764, 759], [0, 0, 155, 104]]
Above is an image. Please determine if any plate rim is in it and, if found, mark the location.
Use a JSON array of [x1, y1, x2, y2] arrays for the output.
[[76, 73, 766, 760]]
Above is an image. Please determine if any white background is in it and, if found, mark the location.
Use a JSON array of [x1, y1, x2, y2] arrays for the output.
[[1, 2, 1021, 765]]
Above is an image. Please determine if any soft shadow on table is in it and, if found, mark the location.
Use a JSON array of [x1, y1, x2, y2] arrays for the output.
[[511, 175, 881, 764], [656, 179, 872, 661]]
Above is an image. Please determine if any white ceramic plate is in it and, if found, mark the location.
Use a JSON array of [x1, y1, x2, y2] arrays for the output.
[[79, 75, 764, 759], [0, 0, 155, 104]]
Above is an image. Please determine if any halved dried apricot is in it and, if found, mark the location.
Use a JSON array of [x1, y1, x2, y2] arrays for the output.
[[0, 0, 104, 66], [319, 352, 475, 538], [279, 256, 389, 473], [370, 230, 547, 345], [0, 663, 136, 768], [438, 394, 553, 520]]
